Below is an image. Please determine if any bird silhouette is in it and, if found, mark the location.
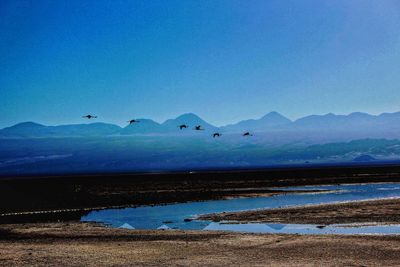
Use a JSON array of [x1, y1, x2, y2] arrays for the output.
[[194, 125, 204, 131], [243, 132, 253, 136], [178, 124, 189, 130], [213, 133, 221, 138], [127, 119, 140, 124], [82, 115, 97, 119]]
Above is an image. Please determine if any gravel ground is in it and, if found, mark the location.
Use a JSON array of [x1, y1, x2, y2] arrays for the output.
[[1, 222, 400, 266]]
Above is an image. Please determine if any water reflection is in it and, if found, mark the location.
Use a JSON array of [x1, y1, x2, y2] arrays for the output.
[[204, 222, 400, 235], [118, 223, 135, 229]]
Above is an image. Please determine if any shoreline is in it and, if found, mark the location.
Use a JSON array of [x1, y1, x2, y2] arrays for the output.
[[198, 197, 400, 225]]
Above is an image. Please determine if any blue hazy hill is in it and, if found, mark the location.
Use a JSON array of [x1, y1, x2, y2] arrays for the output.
[[293, 112, 400, 131], [162, 113, 219, 133], [0, 122, 121, 137], [120, 119, 163, 135], [0, 122, 47, 137], [221, 112, 292, 133]]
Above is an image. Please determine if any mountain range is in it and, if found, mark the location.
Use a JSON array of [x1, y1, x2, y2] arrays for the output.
[[1, 112, 400, 141]]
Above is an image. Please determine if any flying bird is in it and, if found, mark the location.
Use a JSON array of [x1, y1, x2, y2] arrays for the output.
[[127, 119, 140, 124], [194, 125, 204, 131], [243, 132, 253, 136], [82, 115, 97, 119], [213, 133, 221, 138], [178, 124, 189, 130]]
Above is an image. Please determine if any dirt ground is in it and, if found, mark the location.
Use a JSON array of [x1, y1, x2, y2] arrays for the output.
[[1, 222, 400, 266], [198, 198, 400, 225]]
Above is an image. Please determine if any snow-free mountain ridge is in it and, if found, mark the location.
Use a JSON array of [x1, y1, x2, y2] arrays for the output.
[[1, 111, 400, 139]]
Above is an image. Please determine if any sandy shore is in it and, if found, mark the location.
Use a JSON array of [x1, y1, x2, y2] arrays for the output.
[[1, 222, 400, 266], [198, 198, 400, 225]]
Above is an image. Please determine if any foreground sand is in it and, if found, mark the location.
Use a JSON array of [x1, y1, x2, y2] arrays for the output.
[[1, 222, 400, 266], [198, 198, 400, 225]]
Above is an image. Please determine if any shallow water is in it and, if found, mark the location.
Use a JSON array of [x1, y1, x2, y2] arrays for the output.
[[81, 183, 400, 235]]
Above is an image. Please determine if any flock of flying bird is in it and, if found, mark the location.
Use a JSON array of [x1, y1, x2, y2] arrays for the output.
[[82, 114, 253, 138]]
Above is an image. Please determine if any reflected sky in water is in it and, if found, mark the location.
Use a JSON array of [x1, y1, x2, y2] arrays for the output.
[[205, 222, 400, 235]]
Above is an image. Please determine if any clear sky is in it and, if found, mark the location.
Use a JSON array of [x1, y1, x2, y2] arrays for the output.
[[1, 0, 400, 128]]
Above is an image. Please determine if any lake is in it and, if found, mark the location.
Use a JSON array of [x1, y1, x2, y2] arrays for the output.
[[81, 183, 400, 235]]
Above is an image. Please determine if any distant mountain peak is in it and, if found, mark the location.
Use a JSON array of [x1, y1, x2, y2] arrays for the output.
[[379, 111, 400, 117], [221, 111, 292, 132], [164, 113, 207, 124], [11, 121, 46, 127], [10, 121, 46, 128], [121, 118, 162, 134], [264, 111, 282, 116], [175, 113, 202, 120], [124, 118, 159, 126], [261, 112, 291, 122], [162, 113, 217, 131], [182, 112, 197, 116]]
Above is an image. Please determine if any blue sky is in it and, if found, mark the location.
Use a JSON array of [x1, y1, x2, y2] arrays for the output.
[[1, 0, 400, 128]]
